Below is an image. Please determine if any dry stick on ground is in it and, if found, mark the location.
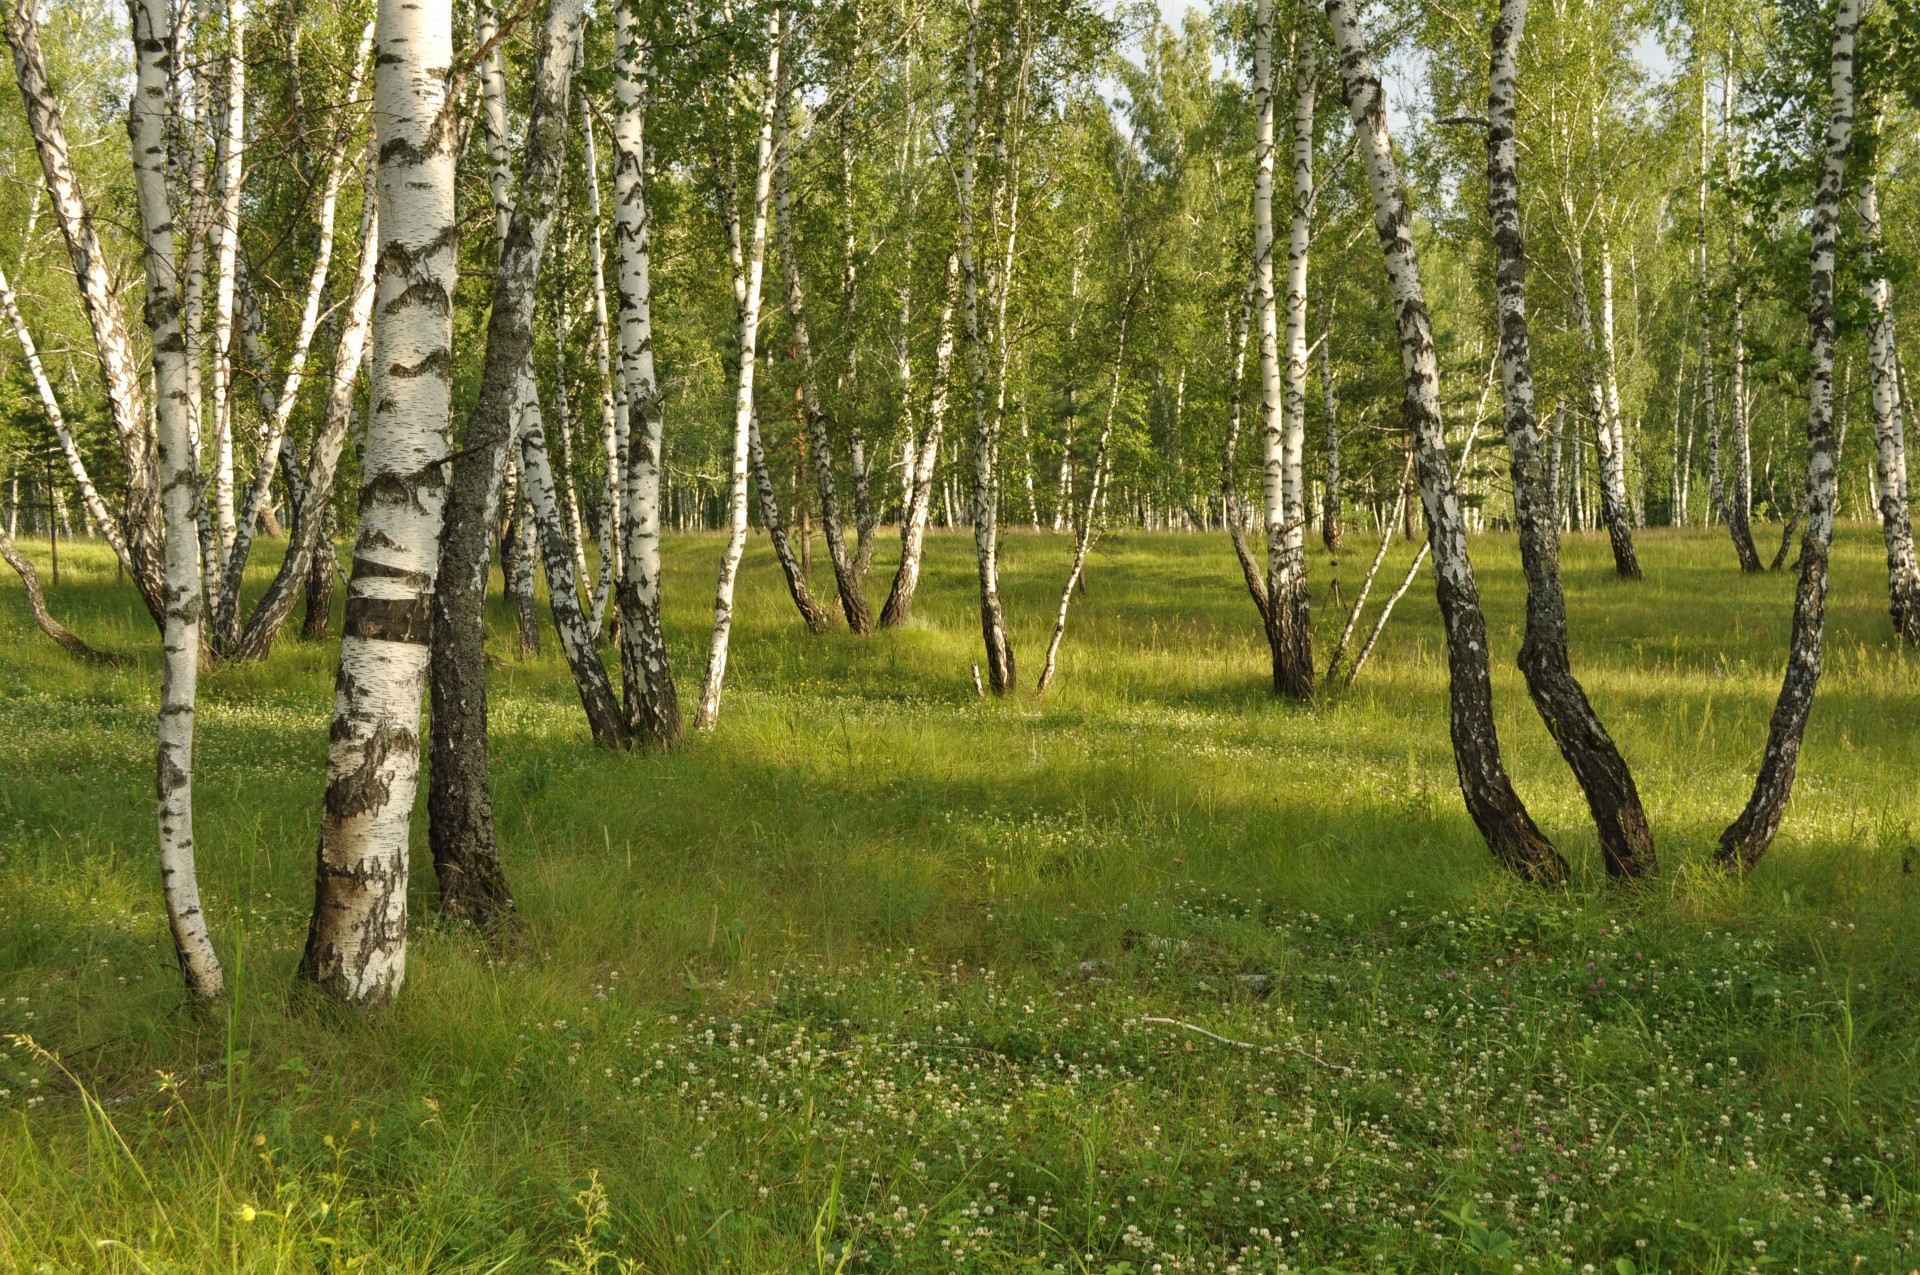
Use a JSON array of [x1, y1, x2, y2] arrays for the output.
[[1482, 0, 1654, 879], [1328, 0, 1567, 883], [1716, 0, 1861, 872], [0, 527, 116, 663], [1345, 356, 1496, 686], [1137, 1018, 1352, 1074], [1325, 452, 1413, 681]]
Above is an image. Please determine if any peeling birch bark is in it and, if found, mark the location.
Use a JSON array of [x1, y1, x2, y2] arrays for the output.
[[300, 0, 460, 1008]]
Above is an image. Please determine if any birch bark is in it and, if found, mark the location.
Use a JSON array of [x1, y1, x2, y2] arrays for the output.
[[209, 2, 246, 561], [1267, 18, 1315, 698], [881, 255, 959, 628], [696, 7, 784, 731], [775, 86, 872, 632], [5, 0, 166, 624], [130, 0, 225, 997], [428, 0, 586, 927], [1485, 0, 1654, 878], [300, 0, 459, 1008], [611, 10, 680, 746], [1857, 176, 1920, 643], [1327, 0, 1566, 883], [1717, 0, 1859, 870]]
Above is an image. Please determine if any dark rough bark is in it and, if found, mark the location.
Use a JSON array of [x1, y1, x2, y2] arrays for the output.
[[1328, 0, 1567, 884], [1485, 0, 1654, 879], [1717, 0, 1859, 871], [301, 509, 336, 641], [0, 526, 116, 663], [427, 0, 585, 927]]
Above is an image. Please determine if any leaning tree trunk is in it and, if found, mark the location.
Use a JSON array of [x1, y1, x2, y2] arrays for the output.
[[1568, 230, 1640, 579], [1485, 0, 1654, 879], [958, 1, 1015, 693], [427, 0, 586, 929], [299, 0, 459, 1009], [129, 0, 225, 998], [1222, 273, 1272, 627], [0, 525, 114, 663], [774, 85, 872, 633], [881, 255, 959, 628], [1716, 0, 1859, 871], [228, 175, 379, 662], [5, 0, 165, 625], [610, 12, 680, 747], [1327, 0, 1567, 884], [1857, 176, 1920, 643], [696, 7, 784, 732], [1721, 64, 1764, 572]]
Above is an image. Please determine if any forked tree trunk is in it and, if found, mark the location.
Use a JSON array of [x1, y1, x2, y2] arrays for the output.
[[1485, 0, 1653, 879], [300, 0, 459, 1008], [1327, 0, 1567, 884], [696, 7, 785, 731], [428, 0, 586, 927], [228, 175, 379, 662], [1717, 0, 1860, 871], [881, 254, 959, 628], [1857, 177, 1920, 643], [774, 86, 872, 633], [610, 15, 680, 746], [129, 0, 225, 998], [959, 2, 1015, 693], [5, 0, 166, 625]]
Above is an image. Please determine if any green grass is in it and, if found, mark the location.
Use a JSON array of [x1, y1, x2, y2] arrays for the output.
[[0, 525, 1916, 1273]]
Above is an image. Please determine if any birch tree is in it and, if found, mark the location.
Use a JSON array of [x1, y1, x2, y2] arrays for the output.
[[428, 0, 586, 929], [129, 0, 225, 997], [300, 0, 459, 1008], [1857, 174, 1919, 643], [1716, 0, 1860, 871], [1483, 0, 1654, 878], [611, 8, 680, 747], [1326, 0, 1567, 884]]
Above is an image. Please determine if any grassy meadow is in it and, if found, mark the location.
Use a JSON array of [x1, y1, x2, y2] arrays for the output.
[[0, 524, 1916, 1273]]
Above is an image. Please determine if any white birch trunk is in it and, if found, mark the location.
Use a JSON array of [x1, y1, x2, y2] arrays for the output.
[[300, 0, 458, 1008], [1858, 176, 1920, 642], [611, 11, 679, 745], [209, 2, 246, 560], [695, 7, 782, 732], [129, 0, 225, 998], [1717, 0, 1859, 869]]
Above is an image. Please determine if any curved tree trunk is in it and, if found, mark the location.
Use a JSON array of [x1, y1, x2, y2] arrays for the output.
[[1717, 0, 1860, 871], [1327, 0, 1566, 884], [1222, 274, 1272, 628], [696, 7, 786, 731], [130, 0, 225, 998], [5, 0, 166, 626], [300, 0, 459, 1009], [1485, 0, 1654, 879], [0, 526, 115, 663]]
